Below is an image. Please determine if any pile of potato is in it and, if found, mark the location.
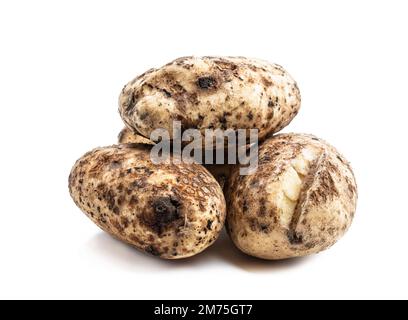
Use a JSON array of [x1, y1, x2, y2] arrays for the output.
[[69, 56, 357, 260]]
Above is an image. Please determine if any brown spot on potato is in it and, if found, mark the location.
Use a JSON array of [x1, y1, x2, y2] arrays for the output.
[[145, 245, 161, 256], [206, 220, 213, 230], [262, 76, 273, 87], [141, 196, 182, 235], [197, 76, 217, 89], [287, 230, 303, 245]]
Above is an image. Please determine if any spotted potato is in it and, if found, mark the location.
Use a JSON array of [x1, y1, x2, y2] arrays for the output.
[[119, 56, 301, 142], [226, 133, 357, 260], [69, 144, 226, 259]]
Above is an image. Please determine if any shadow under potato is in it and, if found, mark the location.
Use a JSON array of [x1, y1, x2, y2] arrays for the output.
[[87, 230, 315, 272]]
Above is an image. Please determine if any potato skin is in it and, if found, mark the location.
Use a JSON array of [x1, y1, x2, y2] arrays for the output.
[[117, 127, 232, 188], [69, 144, 226, 259], [119, 56, 300, 141], [118, 127, 154, 145], [226, 133, 357, 260]]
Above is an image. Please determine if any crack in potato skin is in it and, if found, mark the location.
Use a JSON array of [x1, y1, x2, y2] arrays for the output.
[[119, 56, 301, 142], [226, 133, 358, 260], [69, 144, 226, 259]]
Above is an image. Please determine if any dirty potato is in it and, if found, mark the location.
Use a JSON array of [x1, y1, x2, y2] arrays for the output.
[[69, 144, 226, 259], [119, 56, 301, 142], [226, 133, 357, 260]]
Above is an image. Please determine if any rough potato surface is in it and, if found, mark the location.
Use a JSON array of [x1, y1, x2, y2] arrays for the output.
[[118, 127, 154, 145], [69, 144, 226, 259], [119, 56, 300, 141], [117, 128, 232, 189], [226, 133, 357, 260]]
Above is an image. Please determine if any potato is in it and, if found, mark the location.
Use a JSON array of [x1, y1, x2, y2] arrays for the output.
[[69, 144, 226, 259], [119, 56, 300, 142], [117, 127, 232, 189], [226, 133, 357, 260]]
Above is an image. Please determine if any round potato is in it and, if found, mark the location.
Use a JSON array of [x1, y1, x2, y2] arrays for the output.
[[226, 133, 357, 260], [119, 56, 300, 142], [69, 144, 226, 259]]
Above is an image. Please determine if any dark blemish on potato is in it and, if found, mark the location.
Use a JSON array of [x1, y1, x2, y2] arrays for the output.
[[219, 113, 228, 129], [262, 76, 273, 87], [129, 195, 138, 206], [287, 230, 303, 245], [247, 111, 254, 120], [139, 112, 148, 121], [258, 198, 267, 217], [242, 200, 249, 212], [131, 179, 147, 190], [110, 160, 122, 169], [147, 196, 182, 234], [268, 99, 275, 108], [133, 166, 154, 176], [347, 180, 356, 196], [120, 216, 129, 228], [104, 189, 116, 211], [129, 234, 143, 246], [197, 76, 217, 89], [267, 110, 274, 120], [248, 218, 257, 232], [117, 184, 124, 193], [206, 220, 213, 230], [304, 242, 316, 249], [162, 88, 172, 97], [260, 224, 269, 233], [145, 245, 160, 256], [112, 220, 124, 232]]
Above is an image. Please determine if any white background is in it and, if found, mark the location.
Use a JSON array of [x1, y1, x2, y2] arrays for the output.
[[0, 0, 407, 300]]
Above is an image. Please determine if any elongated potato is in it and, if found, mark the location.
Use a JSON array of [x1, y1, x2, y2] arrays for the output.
[[226, 133, 357, 260], [69, 144, 226, 259], [119, 56, 300, 141]]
